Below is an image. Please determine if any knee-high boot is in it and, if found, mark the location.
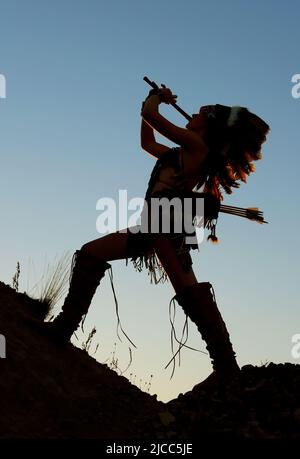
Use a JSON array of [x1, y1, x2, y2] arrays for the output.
[[175, 282, 240, 379], [45, 249, 111, 343]]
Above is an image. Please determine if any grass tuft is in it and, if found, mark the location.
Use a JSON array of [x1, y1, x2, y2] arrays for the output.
[[11, 262, 21, 292], [29, 252, 71, 319], [82, 326, 99, 355]]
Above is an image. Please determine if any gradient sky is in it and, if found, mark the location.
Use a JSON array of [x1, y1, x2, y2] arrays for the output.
[[0, 0, 299, 402]]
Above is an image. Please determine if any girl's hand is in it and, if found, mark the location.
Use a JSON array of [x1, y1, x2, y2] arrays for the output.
[[141, 85, 177, 114], [157, 84, 178, 105]]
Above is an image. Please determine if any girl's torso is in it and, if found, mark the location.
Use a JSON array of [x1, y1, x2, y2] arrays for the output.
[[146, 146, 208, 198]]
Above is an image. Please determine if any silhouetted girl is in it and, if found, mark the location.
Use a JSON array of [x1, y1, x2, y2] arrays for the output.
[[45, 85, 269, 383]]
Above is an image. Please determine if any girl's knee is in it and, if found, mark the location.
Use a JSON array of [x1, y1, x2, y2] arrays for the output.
[[81, 234, 108, 253], [80, 241, 94, 254]]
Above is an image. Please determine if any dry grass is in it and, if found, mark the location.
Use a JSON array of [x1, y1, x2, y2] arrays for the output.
[[81, 326, 99, 355], [29, 252, 72, 319], [11, 262, 21, 292]]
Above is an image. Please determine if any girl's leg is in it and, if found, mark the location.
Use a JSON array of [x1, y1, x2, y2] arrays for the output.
[[81, 227, 138, 262], [153, 236, 240, 377], [44, 228, 137, 343], [152, 236, 198, 294]]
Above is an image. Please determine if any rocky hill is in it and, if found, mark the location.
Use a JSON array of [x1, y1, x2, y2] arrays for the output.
[[0, 281, 299, 442]]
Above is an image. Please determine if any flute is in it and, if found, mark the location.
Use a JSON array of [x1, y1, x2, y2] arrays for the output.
[[143, 76, 192, 121]]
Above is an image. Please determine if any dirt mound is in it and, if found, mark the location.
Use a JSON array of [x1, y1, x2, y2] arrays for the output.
[[1, 281, 299, 441]]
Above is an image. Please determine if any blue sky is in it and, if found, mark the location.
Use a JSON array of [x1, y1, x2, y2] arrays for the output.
[[0, 0, 299, 402]]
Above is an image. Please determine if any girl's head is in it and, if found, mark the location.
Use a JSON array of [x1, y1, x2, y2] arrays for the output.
[[189, 104, 270, 199]]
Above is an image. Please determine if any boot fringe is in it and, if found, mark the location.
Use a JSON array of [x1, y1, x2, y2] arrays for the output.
[[165, 295, 207, 379], [173, 282, 240, 376], [108, 265, 137, 349]]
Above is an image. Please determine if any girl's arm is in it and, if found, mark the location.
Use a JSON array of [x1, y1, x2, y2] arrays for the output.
[[141, 91, 202, 150], [141, 118, 170, 159]]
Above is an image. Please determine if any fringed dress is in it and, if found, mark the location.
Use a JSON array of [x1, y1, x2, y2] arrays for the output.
[[125, 147, 218, 284]]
